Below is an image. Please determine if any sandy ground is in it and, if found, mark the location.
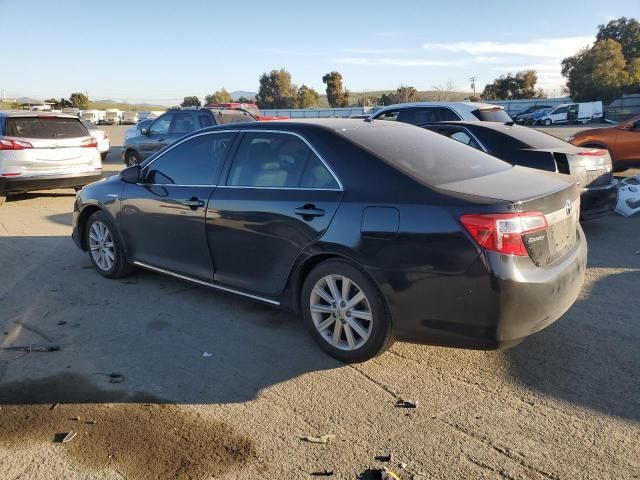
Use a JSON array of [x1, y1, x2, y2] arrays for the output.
[[0, 125, 638, 479]]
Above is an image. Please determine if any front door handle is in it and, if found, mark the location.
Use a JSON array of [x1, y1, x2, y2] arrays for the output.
[[294, 204, 325, 218], [182, 197, 205, 210]]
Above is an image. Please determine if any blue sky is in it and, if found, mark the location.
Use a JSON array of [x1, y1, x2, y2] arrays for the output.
[[2, 0, 638, 104]]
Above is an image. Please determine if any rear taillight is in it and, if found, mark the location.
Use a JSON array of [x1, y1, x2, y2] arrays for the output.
[[0, 139, 33, 150], [81, 138, 98, 148], [578, 149, 607, 156], [460, 212, 547, 256]]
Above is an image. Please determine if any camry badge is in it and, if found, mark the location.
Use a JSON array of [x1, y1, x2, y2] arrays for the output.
[[565, 200, 572, 217]]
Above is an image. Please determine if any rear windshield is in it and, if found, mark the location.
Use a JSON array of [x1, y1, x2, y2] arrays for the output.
[[486, 125, 570, 149], [339, 123, 512, 185], [212, 111, 256, 125], [471, 108, 512, 122], [5, 117, 89, 139]]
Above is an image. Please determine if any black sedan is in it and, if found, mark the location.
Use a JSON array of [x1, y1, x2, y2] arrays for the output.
[[72, 119, 586, 362], [421, 121, 618, 220]]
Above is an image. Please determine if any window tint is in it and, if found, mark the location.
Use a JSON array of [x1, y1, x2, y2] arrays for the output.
[[199, 114, 213, 128], [145, 133, 234, 185], [300, 152, 339, 189], [397, 107, 461, 125], [474, 127, 527, 152], [442, 129, 481, 150], [479, 125, 569, 150], [375, 109, 400, 121], [171, 112, 195, 134], [5, 117, 88, 139], [470, 108, 512, 122], [227, 132, 321, 188], [149, 114, 173, 135]]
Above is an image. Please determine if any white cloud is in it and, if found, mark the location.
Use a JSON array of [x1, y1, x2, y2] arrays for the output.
[[334, 57, 463, 67], [492, 63, 561, 72], [341, 48, 408, 55], [423, 36, 593, 58]]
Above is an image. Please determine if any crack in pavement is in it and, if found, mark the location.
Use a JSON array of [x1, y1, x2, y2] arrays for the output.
[[463, 452, 518, 480]]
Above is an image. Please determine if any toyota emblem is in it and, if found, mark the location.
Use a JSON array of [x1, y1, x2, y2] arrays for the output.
[[565, 200, 572, 217]]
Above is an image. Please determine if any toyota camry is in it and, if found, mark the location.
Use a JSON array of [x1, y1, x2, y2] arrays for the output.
[[72, 119, 587, 362]]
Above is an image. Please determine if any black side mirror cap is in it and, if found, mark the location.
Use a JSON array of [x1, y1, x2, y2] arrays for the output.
[[121, 165, 141, 184]]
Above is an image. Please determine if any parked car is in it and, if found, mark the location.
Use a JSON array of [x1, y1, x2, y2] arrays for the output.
[[81, 109, 106, 125], [206, 102, 288, 120], [0, 111, 102, 205], [73, 119, 586, 362], [567, 115, 640, 170], [535, 102, 603, 126], [81, 120, 110, 161], [122, 111, 139, 125], [422, 121, 618, 220], [369, 102, 512, 124], [513, 105, 553, 124], [104, 109, 122, 125], [121, 107, 256, 166], [124, 119, 153, 143]]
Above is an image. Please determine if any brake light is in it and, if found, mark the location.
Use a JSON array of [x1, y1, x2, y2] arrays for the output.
[[81, 137, 98, 148], [0, 139, 33, 150], [460, 212, 547, 256], [578, 149, 607, 156]]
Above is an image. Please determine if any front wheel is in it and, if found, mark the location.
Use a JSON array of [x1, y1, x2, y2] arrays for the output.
[[124, 150, 141, 167], [543, 119, 552, 126], [301, 260, 394, 363], [85, 210, 132, 278]]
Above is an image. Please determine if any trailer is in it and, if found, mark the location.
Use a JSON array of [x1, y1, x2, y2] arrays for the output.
[[104, 109, 122, 125]]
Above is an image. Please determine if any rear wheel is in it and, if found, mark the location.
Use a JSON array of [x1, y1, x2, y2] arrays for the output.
[[85, 210, 131, 278], [301, 260, 394, 363], [543, 119, 552, 126], [125, 150, 141, 167]]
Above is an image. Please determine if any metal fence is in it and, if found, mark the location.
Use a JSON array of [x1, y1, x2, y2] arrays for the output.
[[261, 107, 365, 118]]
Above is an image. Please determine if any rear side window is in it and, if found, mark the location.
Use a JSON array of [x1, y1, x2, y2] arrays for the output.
[[397, 107, 461, 125], [212, 111, 255, 125], [227, 132, 337, 189], [145, 132, 234, 185], [199, 114, 213, 128], [470, 108, 512, 122], [171, 112, 195, 134], [5, 117, 88, 139]]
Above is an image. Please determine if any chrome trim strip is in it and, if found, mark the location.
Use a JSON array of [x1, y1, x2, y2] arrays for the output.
[[216, 185, 341, 192], [132, 261, 280, 306]]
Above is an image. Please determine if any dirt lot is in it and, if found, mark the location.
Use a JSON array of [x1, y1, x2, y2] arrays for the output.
[[0, 125, 638, 479]]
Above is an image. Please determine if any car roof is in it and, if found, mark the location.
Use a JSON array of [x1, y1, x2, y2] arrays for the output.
[[0, 110, 79, 118], [375, 101, 503, 112]]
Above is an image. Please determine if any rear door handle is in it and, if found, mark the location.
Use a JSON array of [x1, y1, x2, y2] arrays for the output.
[[182, 198, 205, 209], [294, 204, 325, 218]]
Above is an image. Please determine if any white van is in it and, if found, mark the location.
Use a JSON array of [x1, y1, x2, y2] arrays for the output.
[[104, 109, 122, 125], [81, 109, 102, 124], [536, 101, 603, 126], [122, 111, 139, 125]]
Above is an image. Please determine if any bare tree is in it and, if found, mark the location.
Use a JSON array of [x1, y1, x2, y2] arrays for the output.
[[432, 80, 457, 101]]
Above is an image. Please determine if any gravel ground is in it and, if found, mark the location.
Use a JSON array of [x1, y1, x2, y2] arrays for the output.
[[0, 124, 638, 479]]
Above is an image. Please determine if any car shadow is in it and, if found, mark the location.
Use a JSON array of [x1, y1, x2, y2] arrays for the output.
[[46, 213, 72, 226], [0, 236, 341, 407]]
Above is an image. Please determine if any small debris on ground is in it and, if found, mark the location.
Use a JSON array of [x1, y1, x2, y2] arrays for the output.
[[50, 403, 60, 411], [94, 372, 125, 383], [302, 434, 336, 444], [396, 398, 418, 409], [381, 468, 401, 480], [202, 352, 213, 358], [57, 320, 66, 326], [41, 311, 49, 318], [310, 470, 334, 476], [71, 416, 80, 421], [85, 420, 97, 425], [55, 431, 77, 443], [376, 452, 394, 463]]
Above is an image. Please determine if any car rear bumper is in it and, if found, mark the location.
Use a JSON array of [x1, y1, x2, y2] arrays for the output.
[[580, 179, 618, 220], [0, 172, 103, 194], [380, 225, 587, 349]]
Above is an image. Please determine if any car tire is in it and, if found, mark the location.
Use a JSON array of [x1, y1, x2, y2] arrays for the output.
[[543, 119, 552, 126], [301, 259, 394, 363], [85, 210, 132, 279], [125, 150, 141, 167], [101, 151, 108, 161]]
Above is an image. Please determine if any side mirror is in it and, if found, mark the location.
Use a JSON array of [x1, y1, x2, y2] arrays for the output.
[[140, 127, 148, 135], [120, 165, 141, 184]]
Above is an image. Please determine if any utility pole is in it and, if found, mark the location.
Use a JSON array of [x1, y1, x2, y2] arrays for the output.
[[469, 76, 477, 98]]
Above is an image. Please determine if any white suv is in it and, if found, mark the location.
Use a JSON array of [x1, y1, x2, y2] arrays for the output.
[[0, 111, 102, 205], [369, 102, 512, 125]]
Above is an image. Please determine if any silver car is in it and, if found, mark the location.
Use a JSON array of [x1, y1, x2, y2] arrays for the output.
[[0, 111, 102, 205]]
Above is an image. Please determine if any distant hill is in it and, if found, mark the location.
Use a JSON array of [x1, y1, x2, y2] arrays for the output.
[[89, 101, 168, 111], [230, 91, 257, 101]]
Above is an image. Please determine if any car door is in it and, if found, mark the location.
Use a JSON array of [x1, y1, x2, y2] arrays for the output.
[[614, 119, 640, 163], [551, 106, 569, 123], [206, 130, 343, 297], [120, 131, 237, 280]]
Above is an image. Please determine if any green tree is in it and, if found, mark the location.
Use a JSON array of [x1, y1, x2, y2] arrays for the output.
[[10, 102, 20, 109], [297, 84, 320, 108], [481, 70, 545, 100], [237, 96, 255, 103], [597, 17, 640, 62], [322, 71, 349, 107], [69, 92, 89, 109], [181, 96, 201, 107], [256, 69, 298, 109], [562, 40, 630, 103], [205, 88, 233, 105]]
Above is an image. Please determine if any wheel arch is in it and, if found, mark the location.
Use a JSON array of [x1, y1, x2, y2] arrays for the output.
[[76, 204, 125, 254]]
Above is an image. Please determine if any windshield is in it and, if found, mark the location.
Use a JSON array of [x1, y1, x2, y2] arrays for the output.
[[5, 117, 89, 139], [471, 108, 512, 122]]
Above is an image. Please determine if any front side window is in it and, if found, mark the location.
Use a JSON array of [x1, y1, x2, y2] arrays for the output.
[[375, 109, 400, 121], [227, 132, 337, 189], [149, 114, 173, 135], [144, 133, 234, 185], [170, 112, 195, 134]]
